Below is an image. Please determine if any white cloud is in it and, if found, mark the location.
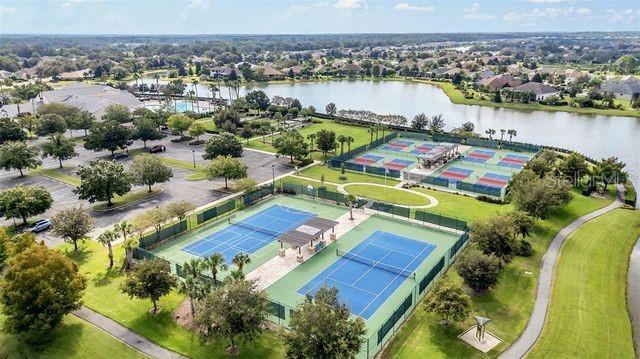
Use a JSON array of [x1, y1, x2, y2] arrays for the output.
[[0, 5, 16, 15], [603, 8, 639, 23], [185, 0, 210, 11], [503, 6, 594, 22], [61, 0, 86, 9], [334, 0, 368, 9], [463, 3, 495, 20], [394, 3, 434, 12], [280, 2, 329, 18]]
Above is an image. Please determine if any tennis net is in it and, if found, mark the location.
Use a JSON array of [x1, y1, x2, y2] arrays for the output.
[[228, 218, 281, 237], [336, 249, 416, 279]]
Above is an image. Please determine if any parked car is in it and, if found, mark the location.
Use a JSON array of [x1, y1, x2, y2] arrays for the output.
[[29, 219, 52, 233], [149, 145, 166, 153], [111, 152, 129, 160]]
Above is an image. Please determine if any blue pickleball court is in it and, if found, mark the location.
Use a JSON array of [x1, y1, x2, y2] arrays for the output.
[[297, 231, 436, 319]]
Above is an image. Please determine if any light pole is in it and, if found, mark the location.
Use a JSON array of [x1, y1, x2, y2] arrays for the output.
[[192, 149, 196, 168], [272, 164, 275, 193]]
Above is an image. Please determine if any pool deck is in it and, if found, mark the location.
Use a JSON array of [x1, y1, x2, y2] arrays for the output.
[[246, 207, 372, 290]]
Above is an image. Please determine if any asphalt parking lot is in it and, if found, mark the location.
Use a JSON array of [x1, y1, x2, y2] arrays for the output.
[[0, 132, 293, 239]]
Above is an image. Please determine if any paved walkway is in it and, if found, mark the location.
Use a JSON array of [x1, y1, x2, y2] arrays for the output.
[[500, 192, 623, 359], [629, 236, 640, 354], [74, 306, 186, 359]]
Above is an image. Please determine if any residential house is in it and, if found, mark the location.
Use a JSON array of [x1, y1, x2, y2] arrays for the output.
[[263, 66, 283, 79], [512, 82, 561, 101], [209, 67, 236, 79], [58, 68, 92, 81], [479, 74, 523, 91], [600, 77, 640, 101]]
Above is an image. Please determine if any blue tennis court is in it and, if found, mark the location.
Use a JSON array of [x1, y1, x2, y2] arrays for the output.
[[182, 205, 315, 262], [297, 231, 436, 319]]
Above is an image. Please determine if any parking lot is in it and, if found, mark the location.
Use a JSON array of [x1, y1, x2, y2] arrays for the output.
[[0, 132, 294, 239]]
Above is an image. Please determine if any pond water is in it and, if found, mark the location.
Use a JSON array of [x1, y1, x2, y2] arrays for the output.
[[240, 80, 640, 186]]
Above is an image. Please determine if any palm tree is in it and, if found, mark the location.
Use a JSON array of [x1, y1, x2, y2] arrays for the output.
[[191, 79, 200, 113], [202, 253, 228, 285], [187, 89, 196, 112], [232, 252, 251, 274], [97, 229, 119, 269], [178, 276, 208, 317], [507, 129, 517, 142], [346, 136, 354, 154], [345, 194, 357, 220], [368, 127, 375, 143], [182, 258, 204, 279], [209, 83, 217, 112], [133, 72, 140, 88], [499, 129, 506, 142], [337, 134, 348, 155], [380, 124, 389, 140], [115, 220, 133, 241], [307, 133, 316, 155], [485, 128, 496, 140]]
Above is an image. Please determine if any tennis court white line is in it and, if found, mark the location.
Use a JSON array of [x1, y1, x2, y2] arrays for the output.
[[321, 277, 379, 297], [357, 241, 433, 316]]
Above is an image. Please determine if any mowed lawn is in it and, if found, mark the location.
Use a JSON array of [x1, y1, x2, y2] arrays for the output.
[[245, 118, 379, 159], [344, 184, 430, 206], [528, 208, 640, 358], [383, 191, 614, 358], [60, 241, 283, 359], [0, 314, 146, 359], [298, 165, 400, 186]]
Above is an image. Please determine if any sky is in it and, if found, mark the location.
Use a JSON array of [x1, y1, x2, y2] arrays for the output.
[[0, 0, 638, 35]]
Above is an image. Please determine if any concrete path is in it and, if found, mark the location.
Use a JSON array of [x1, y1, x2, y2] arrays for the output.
[[500, 194, 623, 359], [335, 182, 439, 209], [628, 235, 640, 354], [74, 306, 186, 359]]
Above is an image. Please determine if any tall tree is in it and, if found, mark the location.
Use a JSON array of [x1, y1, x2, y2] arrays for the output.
[[0, 118, 26, 143], [337, 134, 348, 155], [485, 128, 496, 140], [51, 206, 94, 252], [188, 122, 206, 141], [203, 132, 243, 159], [428, 114, 445, 133], [282, 286, 366, 359], [594, 157, 627, 191], [71, 110, 95, 136], [83, 120, 133, 156], [231, 252, 251, 275], [424, 281, 471, 325], [165, 201, 195, 223], [121, 258, 177, 313], [1, 244, 87, 342], [206, 155, 248, 188], [0, 141, 41, 177], [101, 104, 131, 123], [245, 90, 270, 110], [97, 229, 119, 269], [558, 152, 589, 185], [129, 154, 173, 193], [133, 117, 163, 148], [75, 159, 133, 206], [0, 185, 53, 225], [36, 114, 68, 137], [325, 102, 337, 116], [315, 129, 336, 158], [411, 113, 430, 131], [510, 170, 573, 218], [167, 114, 193, 138], [195, 279, 268, 355], [507, 129, 517, 142], [272, 130, 309, 163], [456, 249, 503, 293], [202, 252, 228, 285], [471, 215, 519, 262], [41, 133, 78, 168]]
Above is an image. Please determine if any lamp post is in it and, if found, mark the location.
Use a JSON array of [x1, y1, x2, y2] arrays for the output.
[[192, 149, 196, 168], [272, 164, 275, 193]]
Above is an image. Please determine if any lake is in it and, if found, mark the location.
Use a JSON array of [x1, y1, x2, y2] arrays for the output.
[[240, 80, 640, 187]]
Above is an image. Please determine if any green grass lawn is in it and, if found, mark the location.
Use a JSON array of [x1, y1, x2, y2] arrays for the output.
[[297, 165, 400, 186], [92, 188, 163, 211], [383, 191, 614, 358], [528, 208, 639, 358], [34, 166, 81, 187], [60, 241, 282, 359], [154, 156, 208, 181], [0, 313, 146, 359], [245, 118, 381, 159], [344, 184, 430, 206], [278, 176, 339, 192], [417, 79, 640, 118], [410, 186, 514, 222]]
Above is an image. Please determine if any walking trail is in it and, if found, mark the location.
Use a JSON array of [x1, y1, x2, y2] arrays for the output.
[[499, 188, 624, 359], [73, 306, 186, 359]]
